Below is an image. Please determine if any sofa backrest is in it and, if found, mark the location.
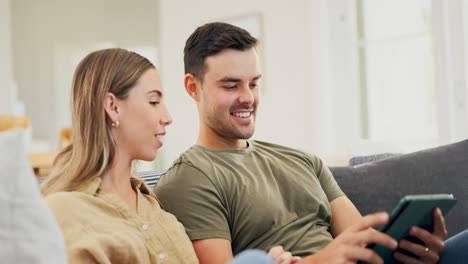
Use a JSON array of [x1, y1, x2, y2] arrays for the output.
[[139, 169, 165, 190], [139, 140, 468, 238], [331, 139, 468, 237]]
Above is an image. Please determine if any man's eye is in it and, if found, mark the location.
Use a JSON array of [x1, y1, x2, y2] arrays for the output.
[[223, 85, 237, 89], [149, 101, 160, 105], [250, 83, 259, 89]]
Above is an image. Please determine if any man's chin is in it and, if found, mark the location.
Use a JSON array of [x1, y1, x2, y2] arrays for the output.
[[212, 123, 255, 140], [236, 130, 255, 140]]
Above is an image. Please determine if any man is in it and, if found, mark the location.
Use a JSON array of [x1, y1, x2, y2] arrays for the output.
[[154, 22, 455, 264]]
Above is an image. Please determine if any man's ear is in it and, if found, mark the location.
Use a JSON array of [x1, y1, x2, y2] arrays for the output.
[[184, 73, 202, 101], [103, 92, 120, 123]]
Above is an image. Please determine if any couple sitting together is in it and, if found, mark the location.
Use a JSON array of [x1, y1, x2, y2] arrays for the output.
[[41, 22, 468, 264]]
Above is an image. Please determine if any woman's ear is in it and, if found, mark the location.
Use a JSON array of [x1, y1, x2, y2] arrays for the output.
[[103, 92, 120, 123], [184, 73, 202, 101]]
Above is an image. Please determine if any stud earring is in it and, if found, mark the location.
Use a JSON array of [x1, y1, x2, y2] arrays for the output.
[[112, 120, 120, 128]]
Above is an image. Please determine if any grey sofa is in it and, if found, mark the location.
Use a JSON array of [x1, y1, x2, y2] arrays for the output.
[[142, 139, 467, 237], [331, 139, 468, 237]]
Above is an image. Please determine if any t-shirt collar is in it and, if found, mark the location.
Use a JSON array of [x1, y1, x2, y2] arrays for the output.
[[194, 140, 255, 153]]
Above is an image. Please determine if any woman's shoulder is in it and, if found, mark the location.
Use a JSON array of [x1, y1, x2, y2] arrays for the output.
[[46, 190, 89, 204], [45, 191, 98, 218]]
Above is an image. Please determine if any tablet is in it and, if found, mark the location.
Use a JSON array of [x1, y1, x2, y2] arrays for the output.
[[369, 194, 457, 262]]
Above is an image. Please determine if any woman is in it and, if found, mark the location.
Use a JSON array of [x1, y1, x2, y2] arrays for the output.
[[41, 48, 296, 264]]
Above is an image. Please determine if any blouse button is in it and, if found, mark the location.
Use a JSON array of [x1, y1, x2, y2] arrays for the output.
[[141, 224, 149, 231], [158, 253, 167, 260]]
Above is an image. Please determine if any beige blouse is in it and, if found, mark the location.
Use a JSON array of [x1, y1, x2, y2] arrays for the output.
[[45, 177, 198, 264]]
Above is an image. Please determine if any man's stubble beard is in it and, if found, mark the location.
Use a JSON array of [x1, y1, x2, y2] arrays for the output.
[[205, 111, 256, 140]]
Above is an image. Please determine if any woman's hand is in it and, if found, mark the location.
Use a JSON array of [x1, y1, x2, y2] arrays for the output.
[[268, 246, 301, 264]]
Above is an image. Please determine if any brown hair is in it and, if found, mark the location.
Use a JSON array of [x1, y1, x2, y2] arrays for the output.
[[41, 48, 154, 195], [184, 22, 258, 81]]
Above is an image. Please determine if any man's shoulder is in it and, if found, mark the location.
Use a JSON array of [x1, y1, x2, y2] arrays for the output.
[[251, 140, 299, 151], [173, 145, 216, 166], [251, 140, 327, 173], [155, 148, 232, 209], [158, 146, 219, 189], [166, 144, 249, 175], [165, 146, 213, 174], [252, 140, 319, 159], [159, 144, 246, 189]]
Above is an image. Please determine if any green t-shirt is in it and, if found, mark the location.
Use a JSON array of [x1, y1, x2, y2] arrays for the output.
[[154, 140, 344, 256]]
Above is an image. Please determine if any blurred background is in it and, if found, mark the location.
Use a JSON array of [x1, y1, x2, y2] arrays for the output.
[[1, 0, 467, 172]]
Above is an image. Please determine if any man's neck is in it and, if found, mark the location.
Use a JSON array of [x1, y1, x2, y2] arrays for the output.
[[197, 132, 248, 150]]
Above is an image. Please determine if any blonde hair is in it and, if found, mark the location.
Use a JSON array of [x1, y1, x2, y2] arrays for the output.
[[41, 48, 154, 196]]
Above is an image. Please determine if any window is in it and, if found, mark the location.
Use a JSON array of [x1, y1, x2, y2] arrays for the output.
[[328, 0, 467, 154]]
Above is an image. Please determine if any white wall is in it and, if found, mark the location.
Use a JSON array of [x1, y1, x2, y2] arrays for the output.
[[6, 0, 466, 166], [11, 0, 160, 148], [0, 0, 15, 115], [159, 0, 337, 167], [464, 1, 468, 133]]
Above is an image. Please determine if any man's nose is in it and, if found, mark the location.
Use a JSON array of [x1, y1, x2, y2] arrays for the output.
[[238, 86, 255, 105]]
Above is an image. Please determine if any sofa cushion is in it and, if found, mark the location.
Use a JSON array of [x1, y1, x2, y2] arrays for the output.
[[331, 139, 468, 237], [349, 153, 401, 166], [139, 169, 165, 190], [0, 129, 66, 263]]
